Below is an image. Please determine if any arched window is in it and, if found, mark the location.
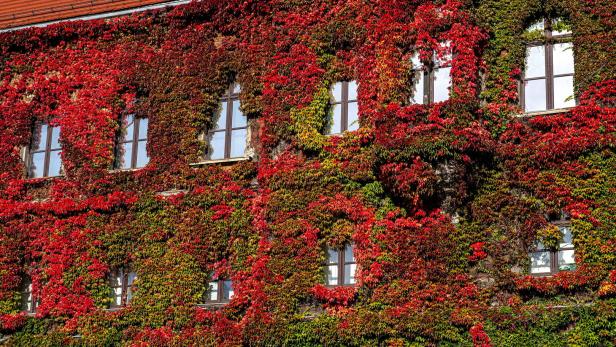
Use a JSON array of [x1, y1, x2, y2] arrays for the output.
[[206, 83, 248, 160], [326, 81, 359, 135], [522, 18, 575, 113], [410, 42, 452, 104]]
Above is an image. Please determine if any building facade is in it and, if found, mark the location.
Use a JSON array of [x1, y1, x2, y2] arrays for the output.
[[0, 0, 615, 345]]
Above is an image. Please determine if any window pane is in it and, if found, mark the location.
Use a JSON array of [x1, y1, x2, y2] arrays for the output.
[[327, 248, 339, 264], [553, 43, 574, 75], [232, 83, 241, 94], [50, 126, 61, 149], [138, 118, 148, 140], [348, 81, 358, 101], [411, 70, 424, 104], [326, 265, 338, 285], [326, 104, 342, 135], [113, 286, 122, 306], [208, 131, 226, 160], [525, 46, 546, 79], [530, 251, 551, 273], [30, 152, 46, 178], [230, 129, 247, 158], [214, 103, 227, 130], [558, 250, 575, 270], [559, 226, 573, 248], [344, 264, 356, 285], [433, 67, 451, 102], [554, 76, 575, 109], [411, 53, 422, 69], [208, 281, 219, 301], [124, 115, 135, 141], [127, 272, 137, 286], [344, 244, 354, 263], [526, 20, 545, 33], [135, 140, 149, 168], [48, 150, 62, 177], [524, 79, 547, 112], [231, 100, 247, 128], [331, 82, 343, 103], [32, 124, 47, 151], [118, 142, 133, 169], [552, 18, 571, 36], [223, 280, 233, 300], [347, 102, 359, 131]]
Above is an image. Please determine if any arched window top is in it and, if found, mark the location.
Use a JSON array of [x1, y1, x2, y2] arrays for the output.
[[524, 17, 572, 41]]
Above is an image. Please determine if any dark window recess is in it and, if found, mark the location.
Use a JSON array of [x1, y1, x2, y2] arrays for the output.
[[326, 81, 359, 135], [204, 279, 234, 304], [28, 122, 62, 178], [325, 243, 356, 286], [522, 18, 575, 112], [410, 42, 452, 105], [109, 268, 136, 308], [115, 114, 149, 169], [530, 220, 576, 276], [206, 83, 247, 160], [20, 276, 38, 314]]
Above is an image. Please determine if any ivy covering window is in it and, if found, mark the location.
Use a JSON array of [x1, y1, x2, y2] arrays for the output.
[[20, 277, 37, 314], [522, 18, 575, 112], [530, 221, 576, 275], [207, 83, 247, 160], [115, 114, 149, 169], [325, 244, 356, 286], [109, 268, 137, 308], [205, 279, 234, 304], [326, 81, 359, 135], [410, 43, 452, 104], [28, 122, 62, 178]]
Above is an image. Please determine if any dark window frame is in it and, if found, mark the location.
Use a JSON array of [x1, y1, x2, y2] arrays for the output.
[[325, 244, 356, 287], [114, 114, 149, 170], [206, 84, 247, 160], [530, 219, 576, 276], [27, 121, 62, 178], [109, 268, 136, 308], [521, 18, 574, 112], [411, 45, 452, 105], [203, 278, 233, 305], [326, 81, 359, 135]]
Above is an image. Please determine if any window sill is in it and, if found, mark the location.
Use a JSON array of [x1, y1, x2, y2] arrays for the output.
[[195, 302, 229, 309], [108, 167, 146, 174], [189, 157, 250, 167], [517, 107, 573, 118]]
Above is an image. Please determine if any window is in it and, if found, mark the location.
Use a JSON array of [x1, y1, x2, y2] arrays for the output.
[[115, 114, 149, 169], [205, 279, 234, 304], [207, 83, 247, 160], [410, 43, 452, 104], [325, 244, 356, 286], [326, 81, 359, 135], [530, 220, 576, 275], [28, 122, 62, 178], [522, 18, 575, 112], [20, 277, 37, 314], [109, 268, 137, 308]]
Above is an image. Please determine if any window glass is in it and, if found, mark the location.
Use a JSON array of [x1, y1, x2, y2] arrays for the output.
[[327, 104, 342, 135], [559, 226, 574, 248], [119, 142, 132, 169], [50, 126, 61, 149], [230, 129, 247, 158], [33, 124, 47, 151], [526, 20, 545, 33], [530, 251, 551, 273], [208, 131, 226, 160], [232, 83, 241, 94], [553, 43, 574, 75], [223, 280, 234, 300], [433, 67, 451, 103], [214, 103, 227, 130], [411, 71, 424, 104], [348, 81, 358, 100], [135, 141, 149, 168], [208, 281, 219, 301], [327, 265, 339, 285], [344, 264, 356, 284], [524, 79, 547, 112], [344, 244, 354, 262], [331, 82, 343, 103], [525, 46, 546, 78], [48, 150, 63, 177], [124, 115, 135, 140], [138, 118, 148, 140], [232, 101, 246, 128], [558, 250, 575, 270], [328, 248, 339, 263], [30, 152, 46, 178], [553, 76, 575, 109], [347, 102, 359, 131]]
